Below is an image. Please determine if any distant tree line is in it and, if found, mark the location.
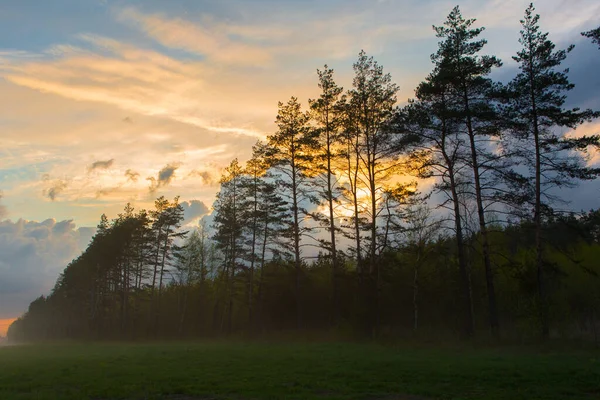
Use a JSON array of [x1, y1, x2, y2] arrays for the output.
[[9, 4, 600, 342]]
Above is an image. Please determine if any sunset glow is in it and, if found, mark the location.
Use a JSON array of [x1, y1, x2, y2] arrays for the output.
[[0, 319, 16, 337]]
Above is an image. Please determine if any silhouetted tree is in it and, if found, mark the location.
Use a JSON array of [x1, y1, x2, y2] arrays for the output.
[[347, 51, 400, 277], [432, 6, 502, 337], [404, 205, 440, 331], [502, 3, 600, 338], [401, 74, 475, 337], [266, 97, 318, 329], [308, 65, 345, 324], [175, 228, 205, 335], [212, 159, 245, 333], [582, 26, 600, 49], [8, 8, 600, 345], [240, 143, 270, 327]]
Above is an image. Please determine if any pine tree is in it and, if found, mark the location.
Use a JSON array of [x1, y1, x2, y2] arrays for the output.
[[582, 26, 600, 49], [240, 143, 270, 328], [503, 3, 600, 338], [344, 51, 404, 336], [175, 228, 204, 336], [212, 159, 246, 333], [150, 197, 171, 295], [251, 167, 290, 329], [156, 197, 186, 299], [113, 203, 137, 335], [401, 74, 475, 338], [404, 205, 440, 331], [266, 97, 318, 329], [432, 6, 502, 337], [308, 65, 345, 324], [347, 51, 400, 279]]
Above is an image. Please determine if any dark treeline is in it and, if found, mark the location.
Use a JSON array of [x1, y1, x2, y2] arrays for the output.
[[9, 4, 600, 343]]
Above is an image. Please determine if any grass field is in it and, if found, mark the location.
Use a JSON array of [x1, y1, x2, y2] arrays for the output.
[[1, 341, 599, 400]]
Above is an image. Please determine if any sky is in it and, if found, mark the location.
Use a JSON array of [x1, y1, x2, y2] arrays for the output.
[[0, 0, 599, 332]]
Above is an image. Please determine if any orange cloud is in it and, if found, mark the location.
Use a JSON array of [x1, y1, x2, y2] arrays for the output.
[[2, 39, 266, 139], [0, 81, 254, 225], [566, 121, 600, 166], [118, 8, 273, 66]]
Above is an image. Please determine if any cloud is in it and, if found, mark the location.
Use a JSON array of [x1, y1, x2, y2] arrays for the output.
[[0, 218, 95, 319], [94, 186, 122, 199], [88, 158, 115, 172], [158, 164, 178, 184], [147, 163, 180, 194], [1, 36, 266, 139], [0, 82, 242, 225], [180, 200, 210, 224], [124, 169, 140, 182], [1, 0, 598, 231], [114, 5, 405, 65], [188, 169, 217, 186], [478, 0, 600, 34], [117, 7, 272, 66], [566, 121, 600, 166], [0, 192, 7, 220], [44, 179, 68, 201]]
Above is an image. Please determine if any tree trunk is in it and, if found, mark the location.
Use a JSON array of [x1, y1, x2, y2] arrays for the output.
[[326, 130, 339, 326], [369, 159, 379, 338], [413, 250, 420, 332], [179, 285, 188, 337], [592, 308, 598, 348], [528, 62, 549, 339], [291, 161, 302, 330], [156, 224, 171, 336], [462, 87, 499, 338], [228, 260, 234, 335], [257, 215, 269, 332], [151, 226, 163, 293], [442, 120, 474, 338], [451, 178, 473, 337], [348, 135, 363, 270], [248, 175, 259, 329]]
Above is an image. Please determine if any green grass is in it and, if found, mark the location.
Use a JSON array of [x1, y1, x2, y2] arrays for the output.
[[1, 341, 599, 399]]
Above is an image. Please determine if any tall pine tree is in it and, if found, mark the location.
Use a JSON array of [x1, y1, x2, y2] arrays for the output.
[[266, 97, 318, 329], [503, 3, 600, 338], [308, 66, 345, 324], [432, 6, 502, 337]]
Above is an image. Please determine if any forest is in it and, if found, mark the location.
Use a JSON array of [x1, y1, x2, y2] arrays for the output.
[[8, 4, 600, 344]]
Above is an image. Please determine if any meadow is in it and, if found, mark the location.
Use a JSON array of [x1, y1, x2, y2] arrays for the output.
[[1, 341, 599, 400]]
